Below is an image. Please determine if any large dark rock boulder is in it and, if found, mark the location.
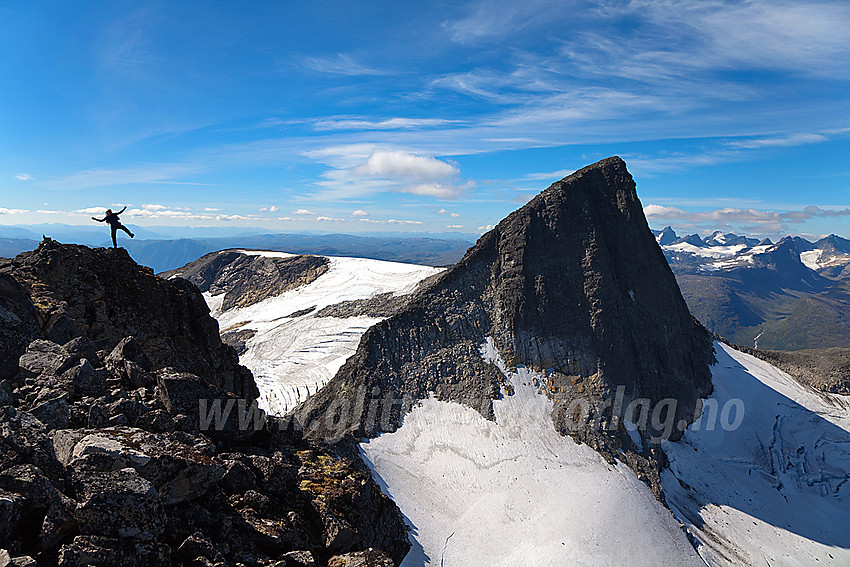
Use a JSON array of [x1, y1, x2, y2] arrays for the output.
[[72, 467, 164, 541], [296, 157, 714, 443], [57, 535, 171, 567], [0, 273, 41, 381], [52, 427, 224, 505]]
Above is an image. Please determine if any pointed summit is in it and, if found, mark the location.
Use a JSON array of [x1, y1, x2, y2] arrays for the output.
[[297, 157, 714, 441], [657, 226, 678, 245]]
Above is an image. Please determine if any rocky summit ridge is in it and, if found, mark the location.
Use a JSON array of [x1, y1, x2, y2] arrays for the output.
[[295, 157, 715, 458], [0, 239, 408, 567]]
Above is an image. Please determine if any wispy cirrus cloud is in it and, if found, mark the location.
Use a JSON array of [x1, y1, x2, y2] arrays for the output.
[[313, 117, 463, 131], [447, 0, 578, 44], [40, 165, 207, 190], [727, 133, 828, 149], [298, 53, 391, 76]]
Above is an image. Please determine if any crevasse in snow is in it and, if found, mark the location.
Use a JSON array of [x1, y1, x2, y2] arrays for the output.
[[662, 342, 850, 567]]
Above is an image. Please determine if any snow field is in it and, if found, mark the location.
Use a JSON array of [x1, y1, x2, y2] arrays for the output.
[[360, 338, 704, 567], [208, 254, 442, 414]]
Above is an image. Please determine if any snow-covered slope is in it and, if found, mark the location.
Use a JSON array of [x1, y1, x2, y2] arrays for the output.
[[207, 252, 441, 414], [662, 342, 850, 566], [360, 339, 850, 566], [360, 338, 704, 567]]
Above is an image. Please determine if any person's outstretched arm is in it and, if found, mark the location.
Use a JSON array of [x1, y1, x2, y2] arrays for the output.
[[116, 206, 127, 214], [92, 216, 105, 222]]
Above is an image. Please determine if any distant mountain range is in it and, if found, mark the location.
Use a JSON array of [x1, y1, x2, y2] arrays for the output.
[[0, 229, 475, 273], [652, 226, 850, 350], [3, 222, 850, 351]]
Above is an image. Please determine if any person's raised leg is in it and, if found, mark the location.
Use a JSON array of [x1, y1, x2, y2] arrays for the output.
[[119, 224, 134, 238]]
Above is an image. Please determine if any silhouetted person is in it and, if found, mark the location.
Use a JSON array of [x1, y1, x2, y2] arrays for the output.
[[92, 206, 134, 248]]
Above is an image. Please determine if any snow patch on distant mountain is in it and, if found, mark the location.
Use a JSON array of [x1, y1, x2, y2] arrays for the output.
[[666, 242, 748, 259], [235, 249, 298, 258], [360, 337, 704, 567], [800, 249, 824, 270], [208, 255, 441, 414], [662, 342, 850, 566]]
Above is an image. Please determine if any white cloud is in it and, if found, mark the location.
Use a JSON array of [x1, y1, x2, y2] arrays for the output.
[[259, 205, 279, 212], [299, 54, 389, 76], [437, 209, 461, 217], [403, 183, 466, 199], [447, 0, 572, 44], [293, 209, 315, 215], [316, 216, 344, 222], [126, 208, 213, 220], [142, 204, 167, 211], [352, 150, 458, 181], [643, 204, 689, 220], [76, 207, 109, 215], [478, 224, 495, 231], [15, 173, 32, 181], [728, 133, 828, 149], [216, 214, 256, 222], [309, 148, 472, 200], [350, 210, 369, 217], [277, 216, 293, 221], [644, 203, 850, 233], [387, 219, 423, 225], [520, 169, 576, 181], [314, 118, 461, 131], [447, 224, 464, 228], [0, 208, 28, 215]]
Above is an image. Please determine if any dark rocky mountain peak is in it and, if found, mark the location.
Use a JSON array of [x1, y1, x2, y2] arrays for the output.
[[790, 236, 815, 252], [703, 232, 759, 247], [733, 237, 828, 292], [296, 157, 715, 447], [704, 230, 725, 244], [656, 226, 678, 246], [672, 233, 705, 247], [816, 234, 850, 254]]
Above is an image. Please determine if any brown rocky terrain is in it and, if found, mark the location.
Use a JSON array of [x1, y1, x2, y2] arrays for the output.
[[0, 239, 408, 566]]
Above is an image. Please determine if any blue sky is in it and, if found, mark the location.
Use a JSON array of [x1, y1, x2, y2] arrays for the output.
[[1, 0, 849, 239]]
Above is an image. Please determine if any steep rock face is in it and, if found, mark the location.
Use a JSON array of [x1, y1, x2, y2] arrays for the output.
[[2, 240, 256, 399], [0, 273, 42, 380], [296, 157, 714, 441], [162, 250, 330, 311]]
